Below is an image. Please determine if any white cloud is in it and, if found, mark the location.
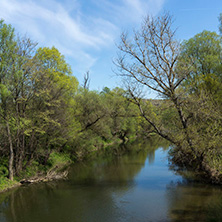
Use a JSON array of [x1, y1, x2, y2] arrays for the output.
[[0, 0, 118, 72], [0, 0, 166, 85], [92, 0, 166, 25], [122, 0, 166, 21], [123, 0, 144, 15]]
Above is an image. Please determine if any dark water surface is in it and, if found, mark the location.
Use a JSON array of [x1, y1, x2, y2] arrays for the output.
[[1, 142, 222, 222]]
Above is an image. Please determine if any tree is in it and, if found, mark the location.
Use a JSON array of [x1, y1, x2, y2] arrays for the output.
[[101, 87, 141, 142], [24, 46, 79, 165], [219, 13, 222, 35], [0, 22, 80, 179], [179, 30, 222, 95], [0, 20, 20, 180], [177, 30, 222, 173], [115, 12, 197, 157]]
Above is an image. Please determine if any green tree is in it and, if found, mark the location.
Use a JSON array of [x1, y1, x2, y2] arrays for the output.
[[0, 19, 21, 180], [115, 12, 222, 179], [176, 30, 222, 176], [101, 87, 141, 142], [24, 47, 79, 166], [115, 13, 194, 152], [0, 21, 80, 179], [179, 30, 222, 95]]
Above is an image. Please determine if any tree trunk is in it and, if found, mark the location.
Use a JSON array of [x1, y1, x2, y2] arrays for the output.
[[16, 133, 25, 175], [6, 120, 14, 181], [171, 96, 197, 156]]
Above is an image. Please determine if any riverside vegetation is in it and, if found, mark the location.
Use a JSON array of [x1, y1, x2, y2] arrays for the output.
[[0, 18, 149, 191], [0, 12, 222, 191]]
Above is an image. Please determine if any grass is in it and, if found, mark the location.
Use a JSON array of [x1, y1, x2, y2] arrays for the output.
[[47, 152, 72, 169], [0, 151, 72, 193], [0, 176, 20, 193]]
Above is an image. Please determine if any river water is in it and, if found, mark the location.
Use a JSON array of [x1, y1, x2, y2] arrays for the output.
[[0, 141, 222, 222]]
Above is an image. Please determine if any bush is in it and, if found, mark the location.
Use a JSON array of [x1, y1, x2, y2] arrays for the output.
[[0, 176, 18, 192], [47, 152, 72, 168]]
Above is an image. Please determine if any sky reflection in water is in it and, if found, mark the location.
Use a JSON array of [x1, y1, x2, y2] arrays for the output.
[[0, 142, 222, 222]]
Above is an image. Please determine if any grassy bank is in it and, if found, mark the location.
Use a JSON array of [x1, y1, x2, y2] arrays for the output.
[[169, 147, 222, 185], [0, 177, 21, 193], [0, 135, 140, 193], [0, 151, 72, 193]]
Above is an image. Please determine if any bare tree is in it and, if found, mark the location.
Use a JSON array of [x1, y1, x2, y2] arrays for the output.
[[83, 71, 90, 89], [115, 12, 197, 157]]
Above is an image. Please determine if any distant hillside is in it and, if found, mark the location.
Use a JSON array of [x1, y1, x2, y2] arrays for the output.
[[148, 99, 164, 107]]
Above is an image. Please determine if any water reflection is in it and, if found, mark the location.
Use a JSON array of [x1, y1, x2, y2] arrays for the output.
[[1, 138, 222, 222], [166, 180, 222, 222]]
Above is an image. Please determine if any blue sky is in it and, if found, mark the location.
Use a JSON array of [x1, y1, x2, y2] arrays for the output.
[[0, 0, 222, 96]]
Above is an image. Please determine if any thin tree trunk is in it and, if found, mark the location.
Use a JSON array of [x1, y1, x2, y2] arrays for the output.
[[6, 120, 14, 181], [16, 133, 25, 175], [129, 89, 176, 145], [171, 96, 197, 157]]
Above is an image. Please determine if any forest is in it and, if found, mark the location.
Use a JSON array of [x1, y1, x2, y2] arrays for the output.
[[0, 12, 222, 191]]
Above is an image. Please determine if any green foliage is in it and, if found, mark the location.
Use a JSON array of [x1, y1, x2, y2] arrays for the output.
[[179, 30, 222, 94], [2, 13, 220, 190], [0, 19, 153, 190], [164, 29, 222, 181], [20, 161, 39, 178], [0, 20, 79, 183], [47, 152, 72, 168], [0, 176, 18, 192], [0, 159, 8, 177]]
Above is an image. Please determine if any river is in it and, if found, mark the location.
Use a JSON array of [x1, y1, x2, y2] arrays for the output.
[[0, 140, 222, 222]]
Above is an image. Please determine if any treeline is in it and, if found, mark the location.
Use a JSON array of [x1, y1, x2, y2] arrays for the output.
[[0, 19, 152, 183], [116, 13, 222, 183], [1, 11, 222, 185]]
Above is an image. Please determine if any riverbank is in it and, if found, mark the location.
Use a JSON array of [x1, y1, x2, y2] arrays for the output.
[[0, 166, 70, 194], [0, 139, 126, 193], [1, 137, 222, 194], [2, 141, 222, 222], [0, 177, 21, 193], [169, 147, 222, 185], [0, 152, 72, 193]]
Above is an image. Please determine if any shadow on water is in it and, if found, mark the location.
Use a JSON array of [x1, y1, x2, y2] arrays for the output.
[[165, 179, 222, 222], [0, 139, 161, 222], [1, 137, 222, 222]]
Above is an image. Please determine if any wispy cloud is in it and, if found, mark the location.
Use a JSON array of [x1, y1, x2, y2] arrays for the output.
[[92, 0, 165, 25], [122, 0, 164, 19], [0, 0, 166, 83], [0, 0, 118, 73]]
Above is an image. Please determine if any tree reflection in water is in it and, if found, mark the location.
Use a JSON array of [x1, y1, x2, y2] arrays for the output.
[[2, 137, 222, 222], [166, 178, 222, 221]]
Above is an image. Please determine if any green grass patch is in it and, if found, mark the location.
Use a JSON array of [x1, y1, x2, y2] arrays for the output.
[[46, 152, 72, 171], [19, 160, 40, 179], [0, 176, 19, 193]]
